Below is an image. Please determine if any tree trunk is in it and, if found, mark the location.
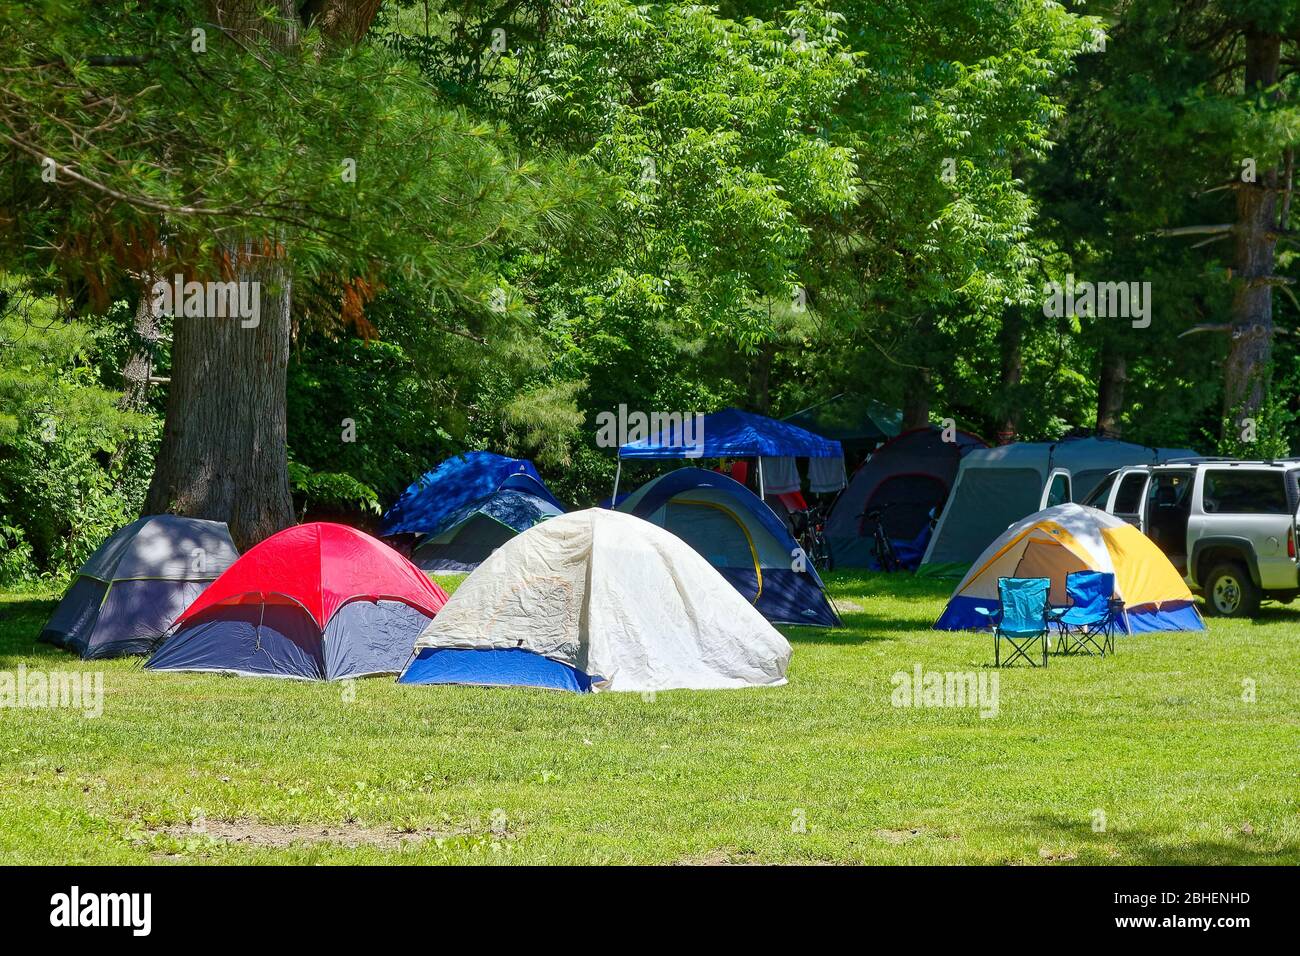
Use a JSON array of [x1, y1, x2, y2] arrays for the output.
[[750, 342, 774, 413], [145, 253, 294, 549], [1096, 343, 1126, 438], [1223, 31, 1282, 421], [997, 310, 1023, 443], [143, 1, 383, 548], [108, 281, 162, 488], [117, 282, 161, 413], [901, 367, 931, 430]]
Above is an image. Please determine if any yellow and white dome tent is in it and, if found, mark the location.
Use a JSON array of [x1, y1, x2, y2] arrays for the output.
[[934, 503, 1205, 633]]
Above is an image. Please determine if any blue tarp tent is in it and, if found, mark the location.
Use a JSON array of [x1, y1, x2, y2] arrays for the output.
[[615, 407, 843, 501], [381, 451, 564, 538], [618, 407, 842, 460], [411, 488, 564, 573], [617, 468, 839, 627]]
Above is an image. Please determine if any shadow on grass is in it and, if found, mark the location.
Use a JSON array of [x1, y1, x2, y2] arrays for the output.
[[1245, 603, 1300, 625], [0, 597, 61, 659], [781, 623, 896, 646], [782, 612, 941, 645], [1031, 812, 1298, 865]]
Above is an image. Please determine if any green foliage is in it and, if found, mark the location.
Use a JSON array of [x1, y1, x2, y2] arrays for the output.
[[1, 0, 595, 324], [0, 283, 153, 582], [285, 329, 451, 501], [287, 462, 382, 519], [1215, 387, 1295, 459], [7, 0, 1293, 549], [369, 1, 863, 494]]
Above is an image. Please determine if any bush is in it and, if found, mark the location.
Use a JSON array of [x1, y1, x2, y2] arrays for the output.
[[0, 304, 155, 584]]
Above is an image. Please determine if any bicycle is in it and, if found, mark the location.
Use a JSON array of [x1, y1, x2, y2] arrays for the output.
[[790, 504, 833, 572], [860, 505, 900, 572]]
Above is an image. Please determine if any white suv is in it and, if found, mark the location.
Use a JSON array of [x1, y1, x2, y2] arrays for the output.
[[1084, 459, 1300, 617]]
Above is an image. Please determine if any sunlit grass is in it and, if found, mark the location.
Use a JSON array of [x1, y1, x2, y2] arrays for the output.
[[1, 571, 1296, 864]]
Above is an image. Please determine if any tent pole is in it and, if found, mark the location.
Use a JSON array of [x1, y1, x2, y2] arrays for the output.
[[612, 460, 622, 505], [757, 456, 765, 499]]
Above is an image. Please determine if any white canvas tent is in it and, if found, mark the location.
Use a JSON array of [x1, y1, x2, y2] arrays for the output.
[[919, 437, 1198, 575], [399, 509, 792, 692]]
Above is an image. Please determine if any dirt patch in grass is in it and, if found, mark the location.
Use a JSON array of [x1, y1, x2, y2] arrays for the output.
[[680, 847, 759, 865], [150, 819, 474, 850], [1038, 846, 1078, 862], [874, 827, 924, 844]]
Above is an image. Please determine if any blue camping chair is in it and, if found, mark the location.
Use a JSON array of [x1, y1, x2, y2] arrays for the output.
[[1054, 571, 1123, 657], [976, 577, 1053, 667]]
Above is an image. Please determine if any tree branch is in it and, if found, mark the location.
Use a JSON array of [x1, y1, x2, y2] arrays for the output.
[[1178, 323, 1232, 337], [1154, 223, 1234, 237]]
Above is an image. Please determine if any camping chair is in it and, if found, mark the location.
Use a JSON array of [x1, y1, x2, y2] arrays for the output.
[[976, 577, 1053, 667], [1054, 571, 1123, 656]]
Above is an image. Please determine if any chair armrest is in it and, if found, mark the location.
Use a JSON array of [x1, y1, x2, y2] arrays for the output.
[[973, 606, 1002, 624], [1045, 606, 1066, 622], [1107, 598, 1126, 614]]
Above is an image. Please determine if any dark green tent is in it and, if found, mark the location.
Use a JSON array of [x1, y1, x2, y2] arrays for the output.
[[782, 394, 902, 454]]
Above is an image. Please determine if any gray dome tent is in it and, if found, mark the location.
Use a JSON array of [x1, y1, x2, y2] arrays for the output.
[[826, 426, 986, 567], [39, 515, 239, 659]]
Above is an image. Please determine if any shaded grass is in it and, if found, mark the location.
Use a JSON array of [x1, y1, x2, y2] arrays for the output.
[[1, 571, 1297, 865]]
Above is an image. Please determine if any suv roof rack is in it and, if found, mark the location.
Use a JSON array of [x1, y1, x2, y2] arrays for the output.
[[1159, 457, 1299, 466]]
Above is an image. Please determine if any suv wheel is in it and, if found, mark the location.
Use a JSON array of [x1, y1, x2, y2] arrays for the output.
[[1204, 562, 1261, 618]]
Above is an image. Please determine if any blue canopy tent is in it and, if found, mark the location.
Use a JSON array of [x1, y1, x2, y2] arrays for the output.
[[617, 468, 839, 627], [381, 451, 565, 538], [615, 407, 844, 501]]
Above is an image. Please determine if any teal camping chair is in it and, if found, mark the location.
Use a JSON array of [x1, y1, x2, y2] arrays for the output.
[[975, 576, 1053, 667]]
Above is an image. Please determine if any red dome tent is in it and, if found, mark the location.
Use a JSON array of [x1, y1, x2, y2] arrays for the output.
[[149, 523, 448, 681]]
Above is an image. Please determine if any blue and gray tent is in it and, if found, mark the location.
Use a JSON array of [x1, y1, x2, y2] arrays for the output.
[[411, 489, 565, 573], [39, 515, 239, 659], [381, 451, 564, 538], [616, 467, 839, 627]]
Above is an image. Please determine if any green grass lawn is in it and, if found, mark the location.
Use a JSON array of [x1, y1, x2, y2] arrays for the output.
[[1, 572, 1297, 865]]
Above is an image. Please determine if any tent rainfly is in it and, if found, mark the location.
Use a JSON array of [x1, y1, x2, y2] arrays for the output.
[[147, 523, 448, 681], [381, 451, 564, 538]]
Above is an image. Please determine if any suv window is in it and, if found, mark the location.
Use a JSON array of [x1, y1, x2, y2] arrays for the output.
[[1147, 472, 1192, 509], [1113, 472, 1148, 515], [1045, 472, 1070, 508], [1083, 471, 1117, 508], [1202, 470, 1289, 514]]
